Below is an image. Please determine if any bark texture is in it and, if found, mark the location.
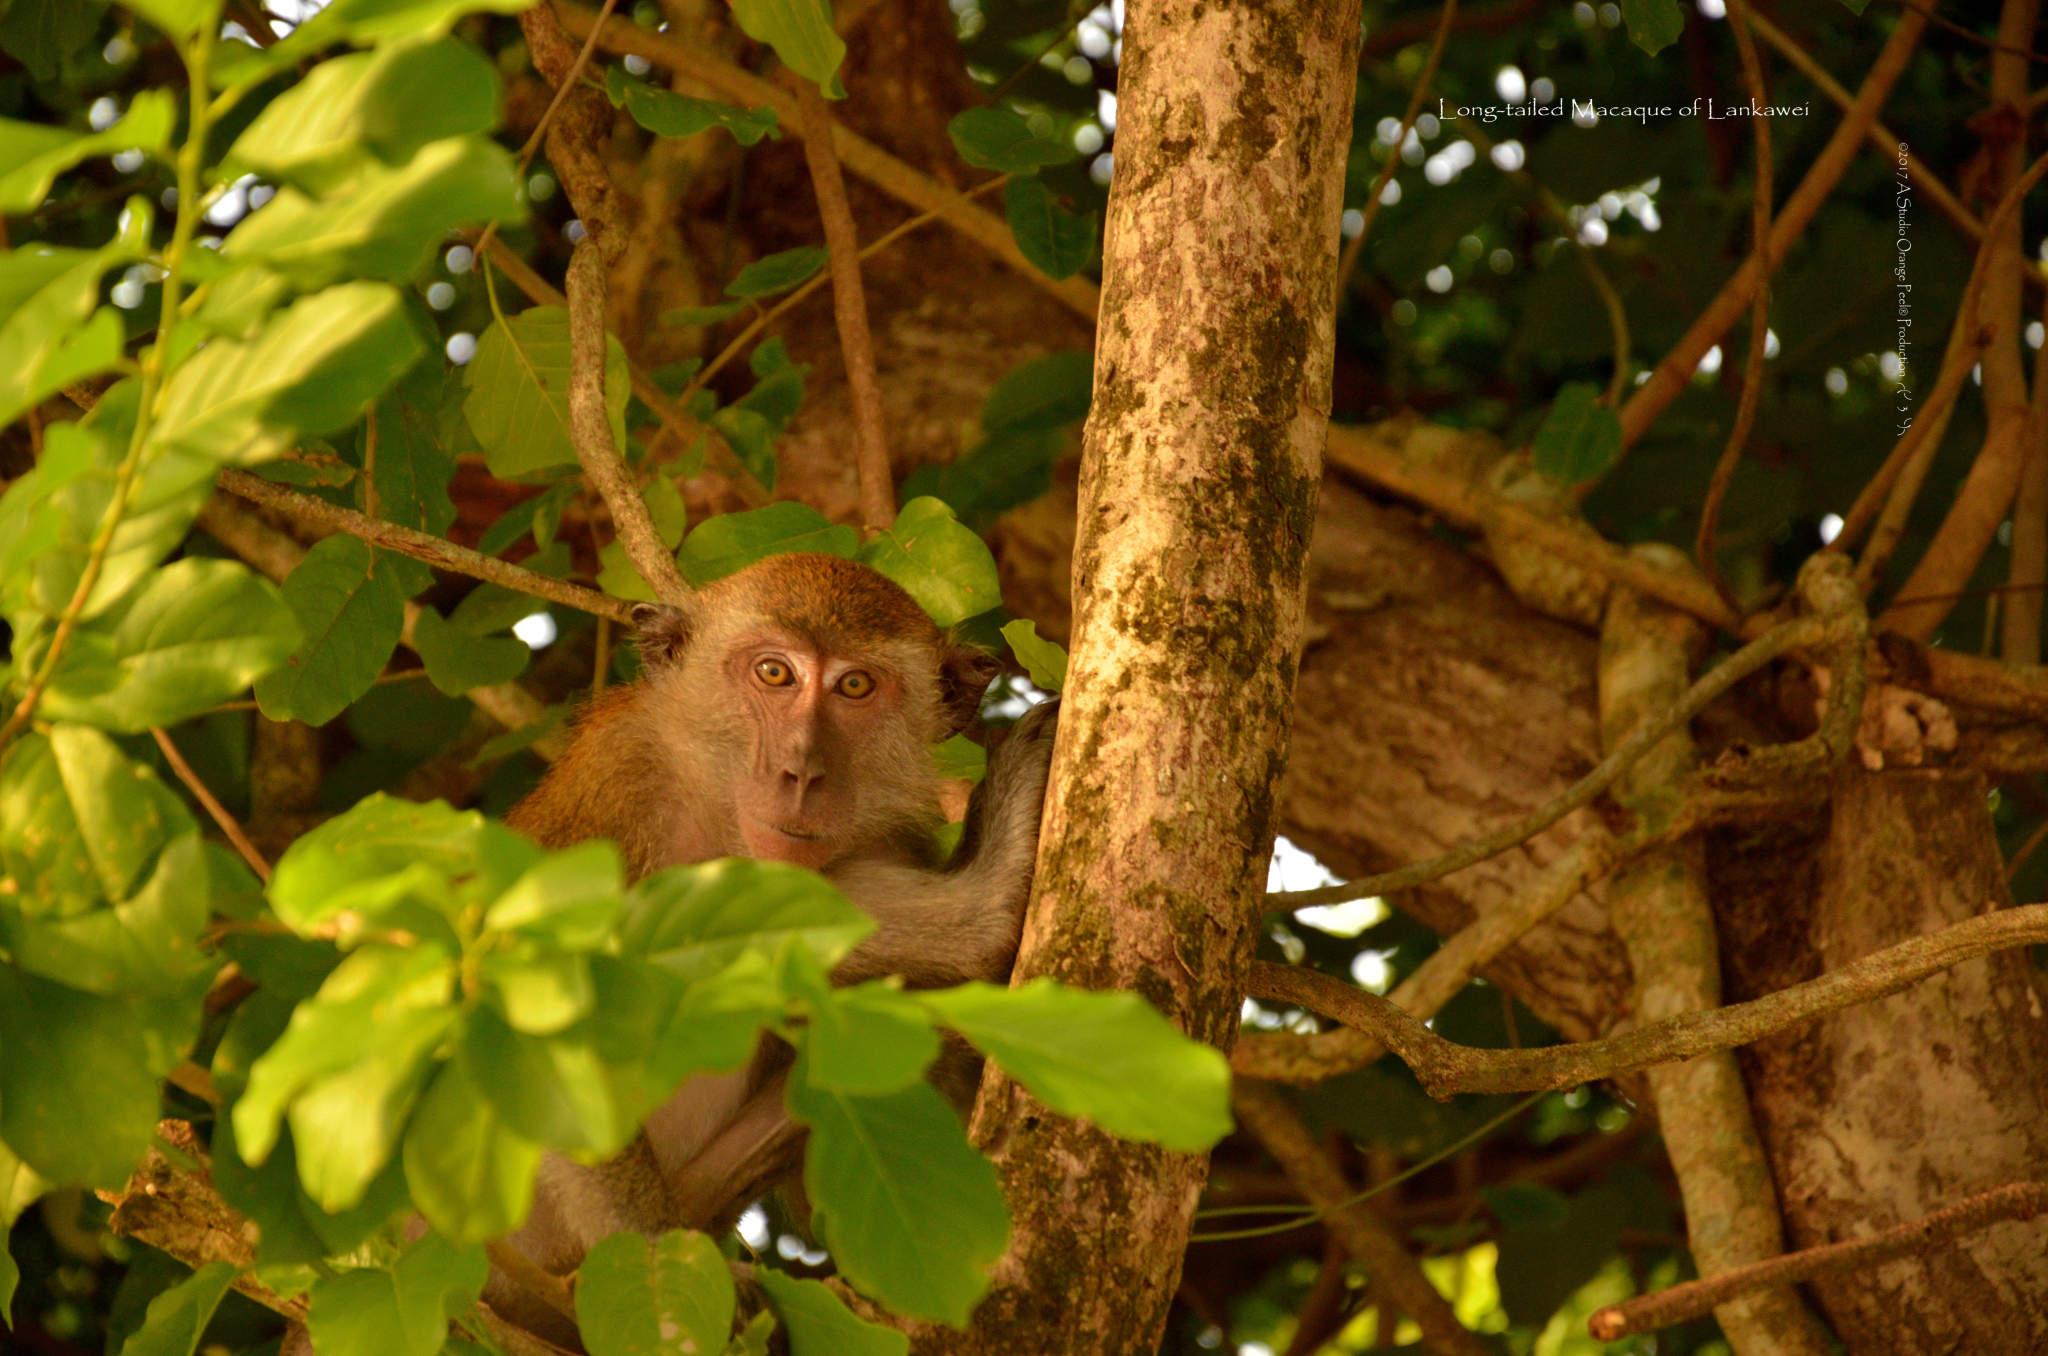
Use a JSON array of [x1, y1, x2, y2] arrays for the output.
[[945, 1, 1361, 1349], [1720, 767, 2048, 1354]]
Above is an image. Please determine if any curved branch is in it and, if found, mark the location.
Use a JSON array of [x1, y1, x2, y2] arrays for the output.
[[215, 469, 635, 624], [1244, 902, 2048, 1097], [1337, 0, 1457, 291]]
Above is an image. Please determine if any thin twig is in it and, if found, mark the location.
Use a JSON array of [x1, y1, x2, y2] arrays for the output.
[[1246, 902, 2048, 1098], [2005, 816, 2048, 880], [151, 728, 272, 882], [1694, 0, 1776, 610], [1337, 0, 1457, 295], [1588, 1182, 2048, 1339], [1577, 244, 1631, 407], [1831, 310, 1984, 561], [796, 78, 895, 532], [215, 470, 634, 623], [565, 240, 693, 606], [2001, 281, 2048, 662], [987, 5, 1086, 102], [486, 1241, 580, 1325]]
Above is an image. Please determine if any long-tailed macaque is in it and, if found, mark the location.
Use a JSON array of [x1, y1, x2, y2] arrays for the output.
[[488, 552, 1058, 1345]]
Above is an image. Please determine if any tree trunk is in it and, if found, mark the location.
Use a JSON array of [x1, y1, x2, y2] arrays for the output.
[[1718, 767, 2048, 1354], [939, 1, 1361, 1349]]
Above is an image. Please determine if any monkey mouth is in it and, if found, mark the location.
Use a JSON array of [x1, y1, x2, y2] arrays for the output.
[[743, 815, 824, 841]]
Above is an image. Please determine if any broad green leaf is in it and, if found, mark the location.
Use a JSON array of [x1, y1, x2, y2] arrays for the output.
[[981, 350, 1093, 432], [217, 136, 520, 298], [919, 980, 1233, 1151], [930, 734, 986, 782], [578, 1230, 734, 1356], [288, 995, 457, 1211], [463, 1003, 634, 1154], [1004, 176, 1095, 280], [0, 1141, 46, 1323], [305, 1233, 487, 1356], [597, 538, 657, 603], [728, 0, 845, 91], [607, 66, 780, 145], [4, 834, 214, 995], [120, 1261, 235, 1356], [0, 246, 134, 430], [268, 793, 520, 930], [897, 426, 1063, 532], [857, 497, 1002, 628], [482, 952, 595, 1034], [1618, 0, 1684, 54], [999, 619, 1067, 693], [225, 37, 500, 192], [1483, 1181, 1572, 1231], [617, 857, 873, 984], [947, 108, 1072, 174], [788, 1056, 1008, 1325], [677, 501, 858, 586], [737, 337, 807, 432], [0, 91, 176, 212], [645, 475, 688, 548], [0, 968, 192, 1188], [662, 300, 748, 326], [0, 724, 195, 918], [1530, 381, 1622, 487], [450, 545, 571, 634], [402, 1051, 541, 1243], [709, 404, 780, 492], [255, 535, 409, 727], [213, 1104, 414, 1266], [463, 304, 630, 477], [213, 0, 535, 89], [726, 1309, 778, 1356], [486, 840, 624, 950], [369, 375, 458, 536], [411, 604, 531, 695], [41, 558, 300, 731], [725, 246, 828, 299], [152, 281, 424, 465], [804, 984, 938, 1096], [0, 0, 107, 82], [234, 943, 457, 1168], [757, 1270, 908, 1356]]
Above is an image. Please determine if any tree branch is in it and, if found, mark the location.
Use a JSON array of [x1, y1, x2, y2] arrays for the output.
[[795, 78, 896, 532], [1337, 0, 1457, 292], [215, 469, 634, 624], [1587, 1181, 2048, 1339], [565, 239, 693, 607], [151, 726, 271, 882], [1245, 902, 2048, 1097]]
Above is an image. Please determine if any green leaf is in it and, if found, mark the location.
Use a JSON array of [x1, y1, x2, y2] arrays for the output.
[[225, 37, 501, 193], [470, 702, 568, 765], [919, 980, 1233, 1151], [618, 858, 874, 985], [947, 108, 1072, 173], [401, 1051, 541, 1243], [725, 246, 828, 299], [0, 0, 107, 82], [758, 1270, 908, 1356], [857, 497, 1002, 628], [214, 1104, 413, 1266], [255, 535, 409, 727], [0, 968, 192, 1188], [0, 1141, 45, 1323], [998, 620, 1067, 693], [369, 374, 457, 534], [578, 1230, 735, 1356], [1618, 0, 1685, 55], [463, 1003, 635, 1154], [898, 427, 1062, 532], [305, 1233, 488, 1356], [1529, 381, 1622, 486], [607, 66, 780, 145], [677, 501, 858, 587], [3, 834, 214, 995], [267, 793, 515, 931], [153, 281, 425, 465], [725, 1309, 778, 1356], [411, 604, 532, 695], [662, 300, 748, 327], [1004, 176, 1095, 280], [486, 840, 625, 950], [1483, 1181, 1571, 1231], [0, 91, 176, 212], [929, 734, 986, 783], [214, 0, 534, 90], [804, 984, 939, 1096], [0, 246, 134, 430], [728, 0, 845, 91], [709, 405, 780, 492], [120, 1261, 235, 1356], [482, 953, 595, 1034], [981, 350, 1093, 432], [233, 943, 457, 1170], [464, 304, 630, 477], [40, 558, 300, 731], [216, 136, 520, 302], [788, 1056, 1008, 1325], [0, 724, 195, 920]]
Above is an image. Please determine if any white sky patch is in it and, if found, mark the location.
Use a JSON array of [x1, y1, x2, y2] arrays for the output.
[[513, 612, 558, 650]]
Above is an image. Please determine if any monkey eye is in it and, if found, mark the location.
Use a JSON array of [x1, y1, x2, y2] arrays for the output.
[[754, 658, 795, 687], [835, 670, 876, 699]]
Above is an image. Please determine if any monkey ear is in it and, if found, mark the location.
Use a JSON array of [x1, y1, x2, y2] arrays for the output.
[[937, 644, 1004, 736], [632, 602, 695, 670]]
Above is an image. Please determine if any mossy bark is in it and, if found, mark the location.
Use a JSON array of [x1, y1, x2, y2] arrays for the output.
[[936, 1, 1361, 1350]]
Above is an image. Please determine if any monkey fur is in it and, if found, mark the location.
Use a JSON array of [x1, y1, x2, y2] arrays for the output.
[[484, 553, 1058, 1347]]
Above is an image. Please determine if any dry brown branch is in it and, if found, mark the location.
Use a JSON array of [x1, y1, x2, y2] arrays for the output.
[[566, 240, 692, 606], [151, 727, 271, 882], [552, 0, 1101, 321], [521, 3, 626, 247], [1337, 0, 1457, 293], [1616, 3, 1931, 452], [795, 77, 895, 532], [216, 468, 634, 624], [1232, 1081, 1493, 1356], [1694, 0, 1776, 611], [1244, 902, 2048, 1098], [1832, 309, 1982, 561], [1744, 9, 1978, 242], [1875, 630, 2048, 722], [1360, 0, 1541, 58], [2002, 287, 2048, 663], [1587, 1181, 2048, 1339]]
